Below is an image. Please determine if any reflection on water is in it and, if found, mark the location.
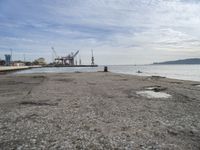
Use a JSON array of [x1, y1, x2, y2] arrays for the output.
[[15, 65, 200, 81]]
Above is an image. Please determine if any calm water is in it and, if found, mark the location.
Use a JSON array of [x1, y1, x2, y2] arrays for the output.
[[15, 65, 200, 82]]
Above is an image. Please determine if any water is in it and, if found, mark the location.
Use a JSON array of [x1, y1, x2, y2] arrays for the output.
[[15, 65, 200, 82]]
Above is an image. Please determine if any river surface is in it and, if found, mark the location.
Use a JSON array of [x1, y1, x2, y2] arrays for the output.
[[15, 65, 200, 82]]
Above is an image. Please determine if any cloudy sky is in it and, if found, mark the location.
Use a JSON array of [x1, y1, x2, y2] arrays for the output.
[[0, 0, 200, 64]]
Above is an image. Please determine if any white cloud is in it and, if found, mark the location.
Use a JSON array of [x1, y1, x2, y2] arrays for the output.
[[0, 0, 200, 64]]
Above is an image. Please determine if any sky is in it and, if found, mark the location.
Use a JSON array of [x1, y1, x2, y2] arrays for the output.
[[0, 0, 200, 65]]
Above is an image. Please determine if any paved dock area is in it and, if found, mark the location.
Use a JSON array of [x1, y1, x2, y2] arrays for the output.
[[0, 66, 42, 74]]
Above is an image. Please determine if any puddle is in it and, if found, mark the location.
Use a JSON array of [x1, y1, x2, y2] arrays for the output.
[[170, 82, 182, 84], [144, 86, 167, 92], [191, 84, 200, 87], [145, 87, 158, 90], [19, 101, 58, 106], [137, 91, 171, 99], [150, 76, 166, 79]]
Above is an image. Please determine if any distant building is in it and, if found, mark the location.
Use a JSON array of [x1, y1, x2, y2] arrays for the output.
[[5, 54, 11, 66], [0, 59, 5, 66], [13, 62, 25, 66], [12, 60, 25, 66], [34, 58, 46, 65], [25, 61, 32, 66]]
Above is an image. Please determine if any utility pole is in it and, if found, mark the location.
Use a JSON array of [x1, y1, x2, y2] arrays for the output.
[[10, 49, 13, 63], [23, 54, 26, 62]]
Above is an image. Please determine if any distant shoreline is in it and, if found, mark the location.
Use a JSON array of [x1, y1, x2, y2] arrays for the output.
[[153, 58, 200, 65]]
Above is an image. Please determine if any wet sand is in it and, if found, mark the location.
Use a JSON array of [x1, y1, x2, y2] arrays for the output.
[[0, 72, 200, 149]]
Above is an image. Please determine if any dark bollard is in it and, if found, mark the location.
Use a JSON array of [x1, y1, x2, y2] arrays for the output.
[[104, 66, 108, 72]]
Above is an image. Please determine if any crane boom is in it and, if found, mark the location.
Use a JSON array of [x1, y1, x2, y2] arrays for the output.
[[72, 50, 79, 58], [51, 47, 58, 58]]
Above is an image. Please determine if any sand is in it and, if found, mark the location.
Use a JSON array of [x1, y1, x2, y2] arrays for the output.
[[0, 72, 200, 149]]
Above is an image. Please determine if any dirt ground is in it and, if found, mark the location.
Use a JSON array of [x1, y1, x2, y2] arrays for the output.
[[0, 72, 200, 150]]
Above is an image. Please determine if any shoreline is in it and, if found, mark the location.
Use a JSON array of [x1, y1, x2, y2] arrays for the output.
[[0, 72, 200, 149], [13, 70, 200, 83], [8, 64, 200, 82]]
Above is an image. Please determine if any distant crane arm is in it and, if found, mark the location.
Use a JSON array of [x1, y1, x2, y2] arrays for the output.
[[72, 50, 79, 58], [51, 47, 58, 58]]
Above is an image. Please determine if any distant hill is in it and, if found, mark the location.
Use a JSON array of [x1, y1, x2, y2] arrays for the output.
[[153, 58, 200, 65]]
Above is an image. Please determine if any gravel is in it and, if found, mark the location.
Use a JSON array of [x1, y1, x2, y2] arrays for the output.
[[0, 72, 200, 150]]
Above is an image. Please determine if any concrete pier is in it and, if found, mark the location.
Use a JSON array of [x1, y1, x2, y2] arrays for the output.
[[0, 66, 41, 73], [0, 66, 29, 72]]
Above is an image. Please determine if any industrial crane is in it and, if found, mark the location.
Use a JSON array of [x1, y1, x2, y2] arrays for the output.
[[72, 50, 79, 58], [91, 49, 94, 65], [54, 50, 79, 66], [51, 47, 58, 63]]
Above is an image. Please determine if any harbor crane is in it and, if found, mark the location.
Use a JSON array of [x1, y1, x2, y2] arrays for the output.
[[55, 50, 79, 66], [91, 49, 95, 66], [49, 47, 97, 67], [51, 47, 59, 63]]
